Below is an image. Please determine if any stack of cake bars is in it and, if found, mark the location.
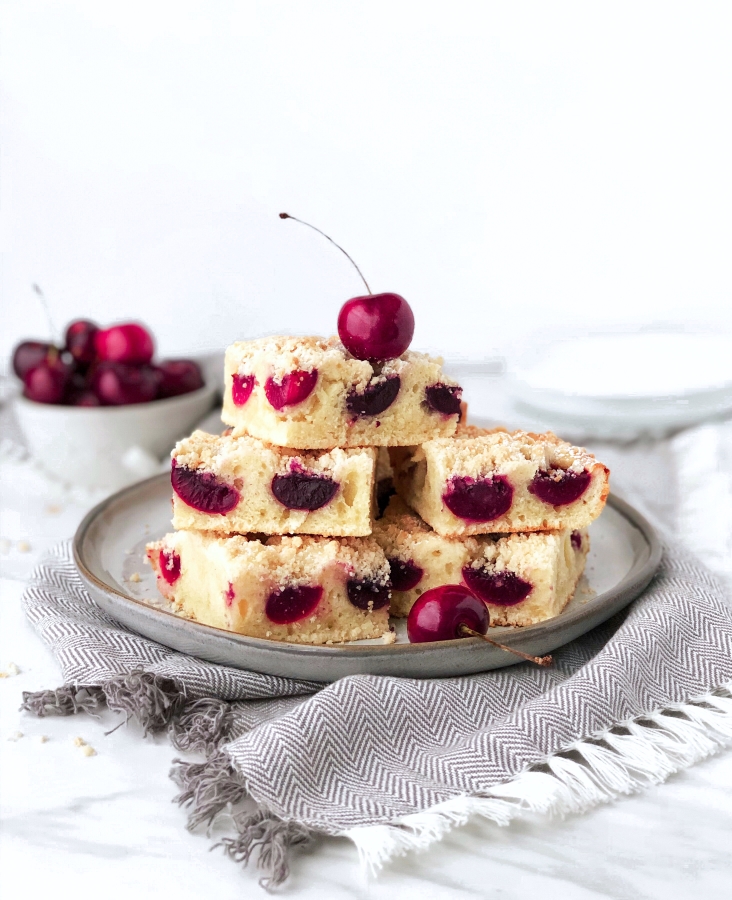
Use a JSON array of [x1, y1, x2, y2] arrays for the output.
[[147, 335, 610, 644]]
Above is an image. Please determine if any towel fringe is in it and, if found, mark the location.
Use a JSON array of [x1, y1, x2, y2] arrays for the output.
[[346, 682, 732, 875]]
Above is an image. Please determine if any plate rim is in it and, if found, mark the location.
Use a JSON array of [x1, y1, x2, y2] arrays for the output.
[[72, 472, 663, 658]]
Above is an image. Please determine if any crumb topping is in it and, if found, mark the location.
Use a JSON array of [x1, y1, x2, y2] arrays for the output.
[[423, 427, 599, 476], [172, 430, 375, 480]]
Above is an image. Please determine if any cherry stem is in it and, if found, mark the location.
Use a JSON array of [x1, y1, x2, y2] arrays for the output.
[[32, 283, 60, 347], [458, 624, 553, 667], [279, 212, 372, 295]]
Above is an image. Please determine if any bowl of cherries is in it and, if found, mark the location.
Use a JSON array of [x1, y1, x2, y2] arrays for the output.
[[12, 320, 217, 490]]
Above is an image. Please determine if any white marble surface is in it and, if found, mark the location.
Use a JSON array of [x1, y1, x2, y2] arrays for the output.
[[2, 392, 732, 899]]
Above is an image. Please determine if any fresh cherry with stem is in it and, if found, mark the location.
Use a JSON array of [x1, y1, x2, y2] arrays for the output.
[[279, 212, 414, 360], [407, 584, 552, 667]]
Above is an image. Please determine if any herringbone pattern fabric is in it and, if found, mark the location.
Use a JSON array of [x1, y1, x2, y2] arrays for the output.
[[23, 540, 732, 834]]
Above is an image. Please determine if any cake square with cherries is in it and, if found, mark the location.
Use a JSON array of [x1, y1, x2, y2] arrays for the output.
[[390, 426, 609, 537], [221, 336, 462, 448], [147, 531, 392, 644], [171, 430, 377, 537], [373, 497, 589, 626]]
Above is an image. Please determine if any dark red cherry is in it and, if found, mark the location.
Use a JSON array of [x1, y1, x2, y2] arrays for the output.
[[264, 370, 318, 409], [346, 374, 401, 417], [64, 320, 99, 365], [529, 468, 591, 507], [338, 293, 414, 360], [425, 383, 462, 416], [92, 362, 160, 405], [271, 471, 338, 511], [13, 341, 55, 380], [23, 358, 73, 404], [407, 584, 488, 643], [156, 359, 204, 398], [232, 373, 255, 406], [265, 584, 323, 625], [159, 548, 181, 585], [171, 460, 240, 514], [388, 557, 423, 592], [347, 578, 391, 610], [95, 323, 154, 365], [462, 566, 532, 606], [443, 475, 513, 522], [571, 530, 582, 550]]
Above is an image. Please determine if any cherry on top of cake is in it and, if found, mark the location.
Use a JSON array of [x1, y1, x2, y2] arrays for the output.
[[279, 212, 415, 363]]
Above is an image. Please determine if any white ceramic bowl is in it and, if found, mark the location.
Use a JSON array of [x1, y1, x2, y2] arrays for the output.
[[14, 383, 217, 490]]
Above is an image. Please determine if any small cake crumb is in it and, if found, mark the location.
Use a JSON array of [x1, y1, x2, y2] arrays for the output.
[[0, 662, 20, 678], [46, 504, 62, 515], [381, 630, 397, 644], [39, 735, 49, 743], [8, 731, 23, 742], [128, 572, 142, 583], [16, 540, 32, 553], [81, 744, 97, 757], [73, 736, 86, 747]]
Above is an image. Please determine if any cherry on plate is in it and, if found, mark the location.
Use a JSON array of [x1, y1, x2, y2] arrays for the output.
[[156, 359, 204, 399], [13, 341, 55, 380], [338, 293, 414, 360], [92, 362, 160, 405], [95, 323, 154, 365], [407, 584, 488, 643], [65, 320, 99, 365]]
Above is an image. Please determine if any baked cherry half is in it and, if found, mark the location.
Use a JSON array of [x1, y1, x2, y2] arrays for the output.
[[407, 584, 488, 643], [171, 460, 240, 514], [271, 471, 338, 511], [388, 557, 424, 592], [232, 373, 255, 407], [265, 585, 323, 625], [159, 548, 181, 585], [346, 578, 391, 610], [264, 370, 318, 410], [346, 374, 401, 417], [443, 474, 513, 522], [425, 383, 462, 416], [462, 566, 532, 606], [529, 468, 591, 507]]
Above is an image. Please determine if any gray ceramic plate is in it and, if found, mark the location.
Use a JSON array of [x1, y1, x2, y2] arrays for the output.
[[73, 474, 661, 682]]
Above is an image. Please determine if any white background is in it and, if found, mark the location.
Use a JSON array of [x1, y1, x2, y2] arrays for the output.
[[2, 1, 731, 364]]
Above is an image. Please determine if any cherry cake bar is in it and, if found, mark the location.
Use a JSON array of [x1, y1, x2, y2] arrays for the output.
[[171, 430, 376, 537], [373, 498, 589, 626], [221, 335, 463, 449], [391, 425, 610, 537], [147, 531, 391, 644]]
